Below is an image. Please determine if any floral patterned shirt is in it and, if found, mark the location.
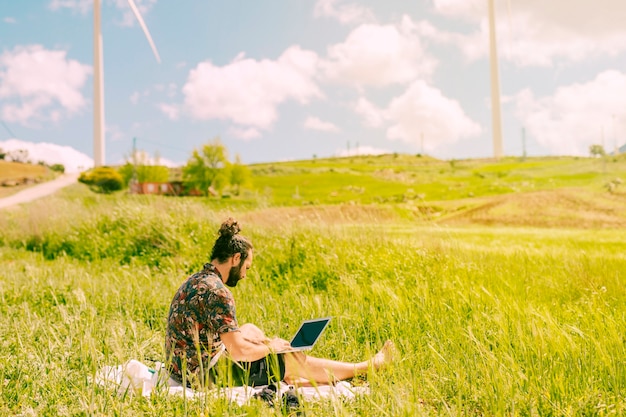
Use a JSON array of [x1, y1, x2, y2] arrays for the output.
[[165, 263, 239, 383]]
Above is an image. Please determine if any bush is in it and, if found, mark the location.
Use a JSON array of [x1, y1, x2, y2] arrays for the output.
[[49, 164, 65, 173], [79, 167, 124, 194]]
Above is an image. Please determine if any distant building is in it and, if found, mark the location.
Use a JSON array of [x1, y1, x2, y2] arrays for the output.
[[130, 181, 180, 195], [129, 181, 203, 196]]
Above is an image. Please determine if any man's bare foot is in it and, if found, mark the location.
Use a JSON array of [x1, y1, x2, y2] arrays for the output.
[[371, 340, 396, 370]]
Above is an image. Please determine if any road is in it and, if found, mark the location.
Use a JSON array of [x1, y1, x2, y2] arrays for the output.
[[0, 173, 80, 210]]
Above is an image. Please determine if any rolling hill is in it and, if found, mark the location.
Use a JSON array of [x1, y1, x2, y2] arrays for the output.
[[246, 154, 626, 229]]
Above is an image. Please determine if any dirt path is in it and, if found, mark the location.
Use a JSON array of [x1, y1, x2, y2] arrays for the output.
[[0, 173, 80, 210]]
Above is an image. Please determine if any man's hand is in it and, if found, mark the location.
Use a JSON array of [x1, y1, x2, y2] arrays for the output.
[[268, 337, 291, 352], [243, 335, 270, 345]]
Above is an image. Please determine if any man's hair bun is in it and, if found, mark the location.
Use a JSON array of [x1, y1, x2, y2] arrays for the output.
[[211, 217, 252, 263], [218, 218, 241, 238]]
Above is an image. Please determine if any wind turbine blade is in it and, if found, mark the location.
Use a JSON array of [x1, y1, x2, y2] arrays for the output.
[[127, 0, 161, 63]]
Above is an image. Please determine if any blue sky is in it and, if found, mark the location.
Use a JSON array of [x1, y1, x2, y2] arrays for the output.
[[1, 0, 626, 167]]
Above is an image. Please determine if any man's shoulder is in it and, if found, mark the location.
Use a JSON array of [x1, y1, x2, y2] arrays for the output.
[[191, 268, 232, 295], [187, 269, 219, 287]]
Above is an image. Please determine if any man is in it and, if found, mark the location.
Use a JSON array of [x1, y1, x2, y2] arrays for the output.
[[165, 218, 394, 387]]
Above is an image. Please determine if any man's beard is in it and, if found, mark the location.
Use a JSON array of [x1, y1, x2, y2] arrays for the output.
[[225, 261, 243, 287]]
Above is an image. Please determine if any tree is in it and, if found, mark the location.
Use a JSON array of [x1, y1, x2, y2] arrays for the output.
[[0, 147, 5, 160], [589, 144, 606, 158], [78, 167, 124, 194], [118, 163, 170, 185], [183, 138, 230, 196], [230, 154, 251, 196], [117, 149, 170, 186]]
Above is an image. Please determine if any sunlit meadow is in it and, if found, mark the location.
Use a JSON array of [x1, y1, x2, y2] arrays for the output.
[[1, 157, 625, 415]]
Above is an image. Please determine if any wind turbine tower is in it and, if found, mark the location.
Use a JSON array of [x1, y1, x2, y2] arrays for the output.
[[488, 0, 504, 160], [92, 0, 161, 167], [93, 0, 105, 167]]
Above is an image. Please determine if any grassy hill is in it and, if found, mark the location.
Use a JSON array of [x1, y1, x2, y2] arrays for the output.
[[0, 160, 53, 198], [246, 153, 626, 229], [0, 160, 49, 180]]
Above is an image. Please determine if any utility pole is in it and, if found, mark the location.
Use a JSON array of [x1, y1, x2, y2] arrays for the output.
[[521, 127, 526, 160], [488, 0, 504, 160], [613, 114, 618, 156], [602, 127, 607, 174], [131, 137, 138, 193]]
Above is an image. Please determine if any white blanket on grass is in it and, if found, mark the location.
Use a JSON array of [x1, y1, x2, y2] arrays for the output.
[[95, 359, 369, 405]]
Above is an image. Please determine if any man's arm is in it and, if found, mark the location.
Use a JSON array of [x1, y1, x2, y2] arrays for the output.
[[220, 331, 291, 362]]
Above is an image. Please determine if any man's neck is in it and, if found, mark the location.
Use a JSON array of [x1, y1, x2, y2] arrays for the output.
[[210, 260, 229, 285]]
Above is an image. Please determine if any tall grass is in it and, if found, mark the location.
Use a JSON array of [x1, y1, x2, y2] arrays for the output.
[[1, 187, 625, 415]]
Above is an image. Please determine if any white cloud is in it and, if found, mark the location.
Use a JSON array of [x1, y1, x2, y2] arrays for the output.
[[130, 91, 140, 104], [155, 157, 180, 167], [227, 127, 262, 140], [49, 0, 92, 14], [110, 0, 157, 27], [157, 103, 179, 120], [430, 0, 626, 66], [385, 81, 482, 149], [432, 0, 483, 20], [121, 150, 180, 167], [182, 46, 322, 130], [514, 70, 626, 155], [353, 97, 385, 128], [303, 116, 340, 133], [335, 145, 389, 157], [0, 139, 93, 172], [313, 0, 375, 25], [0, 45, 91, 125], [3, 17, 17, 24], [322, 16, 437, 87], [353, 81, 481, 151]]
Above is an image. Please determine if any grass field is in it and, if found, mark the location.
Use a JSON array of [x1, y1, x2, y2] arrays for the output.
[[1, 155, 625, 416]]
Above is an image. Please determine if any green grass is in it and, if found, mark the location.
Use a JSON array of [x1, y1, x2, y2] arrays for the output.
[[250, 154, 626, 206], [1, 155, 626, 415]]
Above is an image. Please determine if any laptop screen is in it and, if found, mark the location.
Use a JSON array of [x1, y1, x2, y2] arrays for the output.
[[290, 317, 332, 349]]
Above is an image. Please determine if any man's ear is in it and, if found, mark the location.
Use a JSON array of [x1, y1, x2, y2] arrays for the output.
[[232, 252, 241, 266]]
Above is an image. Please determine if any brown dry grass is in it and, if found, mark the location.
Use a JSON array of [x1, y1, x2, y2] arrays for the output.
[[0, 161, 51, 198], [240, 186, 626, 230], [0, 160, 48, 180], [441, 188, 626, 228], [239, 204, 402, 229]]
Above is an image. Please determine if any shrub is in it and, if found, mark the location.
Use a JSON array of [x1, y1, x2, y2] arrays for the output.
[[49, 164, 65, 173], [79, 167, 124, 194]]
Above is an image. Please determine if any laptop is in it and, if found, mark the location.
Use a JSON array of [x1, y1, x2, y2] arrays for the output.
[[278, 317, 332, 353]]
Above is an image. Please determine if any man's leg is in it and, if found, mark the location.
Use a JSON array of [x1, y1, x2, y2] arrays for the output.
[[282, 340, 395, 386]]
